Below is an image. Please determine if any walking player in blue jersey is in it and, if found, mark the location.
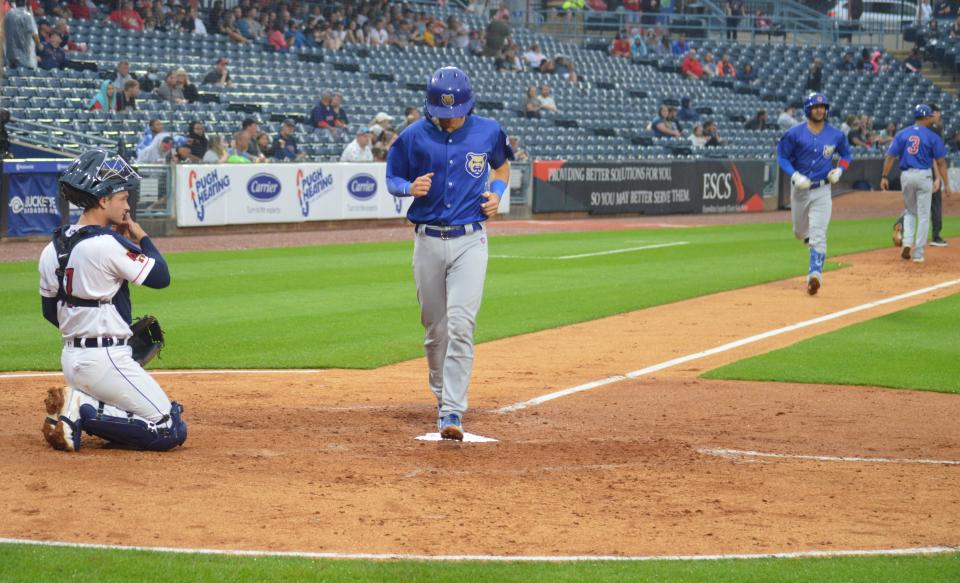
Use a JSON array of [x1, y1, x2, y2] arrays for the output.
[[386, 66, 513, 440], [880, 104, 952, 263], [776, 93, 853, 295]]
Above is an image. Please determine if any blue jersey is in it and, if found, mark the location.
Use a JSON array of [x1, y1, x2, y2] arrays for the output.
[[886, 125, 947, 170], [386, 115, 513, 226], [776, 122, 852, 182]]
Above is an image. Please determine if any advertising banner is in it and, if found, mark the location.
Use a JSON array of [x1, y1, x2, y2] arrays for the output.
[[3, 160, 74, 237], [532, 159, 769, 215]]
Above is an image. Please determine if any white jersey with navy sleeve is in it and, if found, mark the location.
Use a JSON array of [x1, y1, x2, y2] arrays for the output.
[[39, 225, 156, 340]]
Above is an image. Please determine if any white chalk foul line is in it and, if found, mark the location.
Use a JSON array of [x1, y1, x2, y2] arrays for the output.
[[699, 448, 960, 466], [497, 277, 960, 413], [492, 241, 689, 260], [0, 538, 955, 562], [0, 369, 322, 380]]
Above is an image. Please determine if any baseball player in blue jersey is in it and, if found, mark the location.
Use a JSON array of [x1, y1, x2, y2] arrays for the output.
[[776, 93, 853, 295], [880, 104, 952, 263], [386, 66, 513, 441]]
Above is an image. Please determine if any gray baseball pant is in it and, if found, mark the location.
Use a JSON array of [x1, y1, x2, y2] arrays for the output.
[[791, 183, 832, 255], [901, 168, 934, 259], [412, 224, 488, 419]]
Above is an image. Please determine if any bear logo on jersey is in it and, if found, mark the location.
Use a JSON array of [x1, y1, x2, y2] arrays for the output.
[[465, 153, 487, 178], [441, 94, 455, 107], [821, 145, 835, 159]]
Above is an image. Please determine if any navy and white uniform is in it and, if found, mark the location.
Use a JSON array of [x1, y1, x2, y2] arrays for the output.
[[386, 114, 513, 425], [886, 124, 947, 260], [777, 121, 852, 278]]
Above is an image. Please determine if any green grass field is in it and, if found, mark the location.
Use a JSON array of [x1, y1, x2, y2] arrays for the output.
[[0, 544, 957, 582], [2, 218, 954, 371], [703, 291, 960, 393]]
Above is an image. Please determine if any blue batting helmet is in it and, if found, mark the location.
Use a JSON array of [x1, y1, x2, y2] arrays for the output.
[[803, 93, 830, 118], [425, 66, 475, 119], [913, 104, 933, 119], [59, 149, 140, 209]]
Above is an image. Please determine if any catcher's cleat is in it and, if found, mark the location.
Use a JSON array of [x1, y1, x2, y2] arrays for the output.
[[892, 222, 903, 247], [807, 272, 821, 296], [901, 246, 911, 260], [931, 238, 948, 247], [42, 387, 82, 452], [439, 413, 464, 441]]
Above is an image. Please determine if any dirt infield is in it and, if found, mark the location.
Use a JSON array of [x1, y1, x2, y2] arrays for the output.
[[1, 192, 959, 557]]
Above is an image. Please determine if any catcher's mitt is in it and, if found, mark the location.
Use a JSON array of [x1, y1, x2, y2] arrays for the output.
[[129, 315, 165, 366]]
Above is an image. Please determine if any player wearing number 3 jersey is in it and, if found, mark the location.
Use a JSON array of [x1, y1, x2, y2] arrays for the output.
[[37, 149, 187, 452], [386, 66, 513, 440], [776, 93, 853, 295], [880, 104, 951, 263]]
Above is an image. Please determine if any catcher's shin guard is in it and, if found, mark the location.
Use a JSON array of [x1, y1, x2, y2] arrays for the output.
[[79, 402, 187, 451]]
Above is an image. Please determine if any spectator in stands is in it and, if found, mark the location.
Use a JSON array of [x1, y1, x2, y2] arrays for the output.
[[207, 0, 223, 34], [641, 0, 660, 27], [855, 48, 873, 73], [738, 62, 757, 84], [681, 48, 704, 80], [805, 58, 823, 92], [539, 84, 559, 112], [66, 0, 92, 20], [219, 12, 248, 44], [370, 111, 394, 136], [523, 85, 542, 118], [271, 119, 304, 161], [248, 132, 270, 161], [116, 79, 140, 112], [904, 47, 923, 72], [950, 15, 960, 39], [238, 7, 262, 40], [340, 127, 374, 162], [671, 32, 689, 56], [467, 29, 484, 56], [689, 124, 707, 148], [917, 0, 933, 26], [108, 0, 143, 31], [397, 106, 421, 132], [268, 23, 289, 51], [137, 134, 176, 164], [935, 0, 957, 20], [110, 61, 136, 91], [240, 118, 261, 158], [157, 71, 185, 105], [554, 55, 579, 83], [524, 43, 553, 73], [496, 45, 523, 73], [845, 117, 866, 147], [330, 93, 350, 134], [753, 8, 771, 40], [4, 0, 40, 70], [510, 136, 529, 161], [631, 30, 648, 58], [840, 115, 856, 136], [651, 104, 682, 138], [449, 17, 469, 50], [702, 119, 722, 146], [483, 10, 510, 57], [838, 52, 855, 72], [744, 110, 768, 130], [310, 91, 336, 137], [610, 32, 631, 59], [701, 52, 717, 78], [227, 131, 255, 163], [203, 58, 232, 87], [716, 53, 736, 77], [54, 18, 85, 52], [185, 6, 206, 34], [203, 135, 228, 163], [184, 121, 208, 162], [777, 104, 800, 131], [948, 129, 960, 153], [859, 114, 876, 146], [87, 79, 117, 112], [286, 20, 310, 49], [875, 120, 897, 148], [136, 119, 163, 155], [678, 96, 700, 123], [38, 31, 65, 69], [177, 68, 198, 104], [725, 0, 745, 40]]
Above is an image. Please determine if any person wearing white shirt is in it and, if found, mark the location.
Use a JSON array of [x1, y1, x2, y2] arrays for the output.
[[538, 84, 559, 112], [777, 104, 800, 131], [340, 128, 374, 162]]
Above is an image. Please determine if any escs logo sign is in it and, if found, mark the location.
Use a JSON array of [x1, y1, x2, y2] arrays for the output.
[[702, 172, 734, 200]]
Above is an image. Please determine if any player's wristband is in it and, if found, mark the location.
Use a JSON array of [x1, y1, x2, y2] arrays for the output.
[[489, 179, 507, 197], [881, 175, 888, 179]]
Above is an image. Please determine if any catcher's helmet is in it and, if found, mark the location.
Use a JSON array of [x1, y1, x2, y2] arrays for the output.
[[59, 149, 140, 209], [913, 104, 933, 119], [803, 93, 830, 118], [425, 66, 475, 119]]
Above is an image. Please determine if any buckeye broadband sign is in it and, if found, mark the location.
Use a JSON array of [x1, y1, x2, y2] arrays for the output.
[[175, 162, 510, 227]]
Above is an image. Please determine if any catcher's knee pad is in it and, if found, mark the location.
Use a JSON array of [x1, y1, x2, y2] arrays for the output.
[[79, 402, 187, 451]]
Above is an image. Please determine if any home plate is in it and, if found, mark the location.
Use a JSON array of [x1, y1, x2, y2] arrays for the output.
[[415, 432, 498, 443]]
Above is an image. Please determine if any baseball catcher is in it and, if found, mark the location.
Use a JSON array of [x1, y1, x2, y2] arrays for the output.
[[38, 149, 187, 452]]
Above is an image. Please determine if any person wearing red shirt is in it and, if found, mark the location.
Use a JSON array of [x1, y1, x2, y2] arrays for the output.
[[681, 48, 704, 79], [66, 0, 90, 19], [268, 23, 288, 51], [108, 1, 143, 31], [610, 32, 631, 58]]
